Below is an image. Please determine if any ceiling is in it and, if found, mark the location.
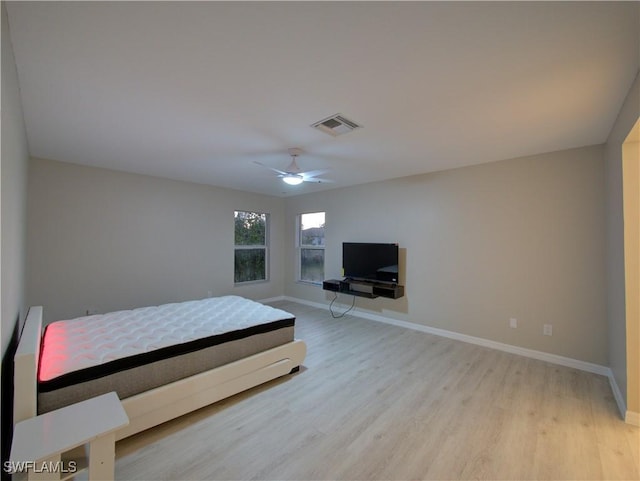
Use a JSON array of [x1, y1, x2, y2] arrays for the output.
[[6, 1, 640, 197]]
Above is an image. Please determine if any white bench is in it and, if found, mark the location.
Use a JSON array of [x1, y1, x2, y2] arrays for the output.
[[10, 392, 129, 481]]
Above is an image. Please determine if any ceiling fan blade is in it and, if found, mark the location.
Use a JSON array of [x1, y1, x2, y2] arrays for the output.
[[303, 177, 334, 184], [302, 169, 329, 179], [255, 151, 332, 185], [253, 161, 288, 176]]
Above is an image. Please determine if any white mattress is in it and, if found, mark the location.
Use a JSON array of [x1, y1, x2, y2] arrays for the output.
[[39, 295, 294, 383]]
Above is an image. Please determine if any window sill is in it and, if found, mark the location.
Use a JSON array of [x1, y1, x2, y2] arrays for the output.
[[234, 279, 269, 286]]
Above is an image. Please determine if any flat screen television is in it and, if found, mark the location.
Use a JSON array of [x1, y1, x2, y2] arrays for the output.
[[343, 242, 399, 284]]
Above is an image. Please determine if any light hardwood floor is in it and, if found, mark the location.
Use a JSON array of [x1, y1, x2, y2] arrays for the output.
[[115, 301, 639, 480]]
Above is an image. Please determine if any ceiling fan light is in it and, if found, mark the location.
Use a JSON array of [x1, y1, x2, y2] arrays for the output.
[[282, 174, 303, 185]]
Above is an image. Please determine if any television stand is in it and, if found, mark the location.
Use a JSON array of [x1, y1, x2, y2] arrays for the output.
[[322, 279, 404, 299]]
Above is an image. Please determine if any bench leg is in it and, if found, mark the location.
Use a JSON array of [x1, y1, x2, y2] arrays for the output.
[[26, 454, 60, 481], [88, 432, 116, 481]]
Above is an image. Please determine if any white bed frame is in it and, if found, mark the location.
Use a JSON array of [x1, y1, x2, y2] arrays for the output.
[[14, 305, 306, 440]]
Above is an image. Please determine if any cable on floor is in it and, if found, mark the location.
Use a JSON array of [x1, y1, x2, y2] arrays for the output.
[[329, 292, 356, 318]]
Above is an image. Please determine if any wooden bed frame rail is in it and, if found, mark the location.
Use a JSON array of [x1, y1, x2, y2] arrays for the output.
[[14, 306, 41, 424], [13, 305, 307, 440], [118, 339, 305, 440]]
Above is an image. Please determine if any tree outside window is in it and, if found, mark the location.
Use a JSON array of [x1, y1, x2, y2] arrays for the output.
[[299, 212, 325, 284], [234, 211, 268, 283]]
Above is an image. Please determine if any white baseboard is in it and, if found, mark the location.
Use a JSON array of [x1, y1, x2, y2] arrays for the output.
[[607, 372, 628, 421], [281, 296, 329, 311], [625, 410, 640, 426], [281, 295, 636, 423], [284, 296, 610, 375], [258, 295, 287, 304]]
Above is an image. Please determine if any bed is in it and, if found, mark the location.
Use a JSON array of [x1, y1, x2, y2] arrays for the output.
[[14, 296, 306, 440]]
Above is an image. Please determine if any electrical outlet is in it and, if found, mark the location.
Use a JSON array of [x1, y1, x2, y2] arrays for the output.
[[509, 318, 518, 328], [207, 290, 213, 298], [543, 324, 553, 336]]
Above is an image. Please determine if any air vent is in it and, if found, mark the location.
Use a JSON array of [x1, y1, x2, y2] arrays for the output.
[[311, 114, 362, 137]]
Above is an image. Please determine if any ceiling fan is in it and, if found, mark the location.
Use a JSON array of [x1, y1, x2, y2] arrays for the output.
[[254, 148, 333, 186]]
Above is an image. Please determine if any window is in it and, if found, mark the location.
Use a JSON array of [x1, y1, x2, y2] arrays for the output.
[[298, 212, 325, 284], [234, 210, 269, 283]]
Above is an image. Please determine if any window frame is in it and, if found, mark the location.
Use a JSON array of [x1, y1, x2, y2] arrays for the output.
[[297, 211, 325, 285], [234, 210, 270, 284]]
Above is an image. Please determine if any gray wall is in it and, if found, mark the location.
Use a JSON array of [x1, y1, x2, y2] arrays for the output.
[[1, 2, 29, 459], [1, 3, 29, 357], [605, 71, 640, 409], [20, 76, 639, 374], [27, 158, 286, 324], [24, 130, 616, 367], [285, 145, 607, 365]]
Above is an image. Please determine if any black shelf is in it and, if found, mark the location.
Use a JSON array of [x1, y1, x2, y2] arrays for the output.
[[322, 279, 404, 299]]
